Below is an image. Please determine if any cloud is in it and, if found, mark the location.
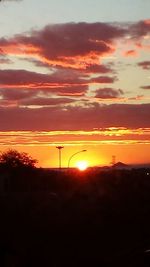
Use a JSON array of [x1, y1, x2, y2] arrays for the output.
[[83, 64, 114, 74], [94, 88, 124, 99], [123, 49, 138, 57], [0, 86, 83, 107], [141, 85, 150, 90], [0, 22, 126, 69], [0, 88, 37, 100], [138, 61, 150, 70], [52, 85, 88, 96], [0, 128, 150, 146], [0, 68, 117, 97], [27, 58, 114, 74], [0, 21, 149, 71], [0, 69, 87, 87], [19, 97, 76, 106], [0, 48, 12, 64], [0, 57, 12, 64], [130, 20, 150, 39], [128, 95, 144, 101], [0, 103, 149, 131], [91, 76, 117, 84]]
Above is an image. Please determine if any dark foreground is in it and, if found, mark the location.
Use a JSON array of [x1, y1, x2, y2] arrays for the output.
[[0, 167, 150, 266]]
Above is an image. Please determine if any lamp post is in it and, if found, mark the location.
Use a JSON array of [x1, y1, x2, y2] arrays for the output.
[[68, 149, 87, 169], [56, 146, 64, 170]]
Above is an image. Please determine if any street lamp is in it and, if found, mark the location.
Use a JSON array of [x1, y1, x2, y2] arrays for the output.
[[56, 146, 64, 170], [68, 149, 87, 169]]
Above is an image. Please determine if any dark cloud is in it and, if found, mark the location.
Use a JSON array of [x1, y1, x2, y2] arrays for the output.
[[20, 97, 76, 106], [0, 86, 84, 107], [95, 88, 124, 99], [141, 85, 150, 90], [0, 22, 126, 69], [0, 68, 116, 94], [91, 76, 117, 84], [0, 69, 87, 86], [0, 69, 50, 85], [26, 22, 124, 57], [0, 103, 149, 131], [53, 85, 88, 96], [0, 21, 149, 71], [83, 64, 114, 74], [138, 61, 150, 70], [29, 85, 88, 97], [0, 88, 37, 100], [130, 20, 150, 39]]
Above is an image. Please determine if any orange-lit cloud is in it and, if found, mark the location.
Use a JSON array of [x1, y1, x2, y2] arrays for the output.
[[0, 128, 150, 146], [0, 22, 126, 70], [1, 21, 149, 67], [123, 49, 138, 57]]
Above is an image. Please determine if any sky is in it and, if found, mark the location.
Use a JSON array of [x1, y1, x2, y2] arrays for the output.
[[0, 0, 150, 168]]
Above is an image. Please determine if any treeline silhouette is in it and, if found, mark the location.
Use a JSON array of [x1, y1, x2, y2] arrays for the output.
[[0, 150, 150, 266]]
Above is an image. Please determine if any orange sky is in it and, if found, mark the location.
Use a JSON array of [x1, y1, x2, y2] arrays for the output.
[[0, 129, 150, 167], [0, 143, 150, 168]]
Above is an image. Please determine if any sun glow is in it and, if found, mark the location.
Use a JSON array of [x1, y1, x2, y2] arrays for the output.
[[76, 160, 88, 171]]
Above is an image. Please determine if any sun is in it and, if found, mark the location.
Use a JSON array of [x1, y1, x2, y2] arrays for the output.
[[76, 160, 88, 171]]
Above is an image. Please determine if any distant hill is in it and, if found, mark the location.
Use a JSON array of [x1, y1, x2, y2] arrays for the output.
[[112, 162, 150, 169], [112, 161, 130, 169]]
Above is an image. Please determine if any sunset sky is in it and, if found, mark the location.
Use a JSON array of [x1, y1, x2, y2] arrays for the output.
[[0, 0, 150, 168]]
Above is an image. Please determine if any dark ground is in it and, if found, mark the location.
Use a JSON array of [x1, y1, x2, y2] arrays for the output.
[[0, 168, 150, 266]]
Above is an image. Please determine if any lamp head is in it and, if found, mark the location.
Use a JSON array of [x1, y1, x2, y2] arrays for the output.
[[56, 146, 64, 149]]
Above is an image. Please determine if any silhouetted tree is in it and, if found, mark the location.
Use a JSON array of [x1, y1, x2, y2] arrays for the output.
[[0, 149, 37, 169]]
